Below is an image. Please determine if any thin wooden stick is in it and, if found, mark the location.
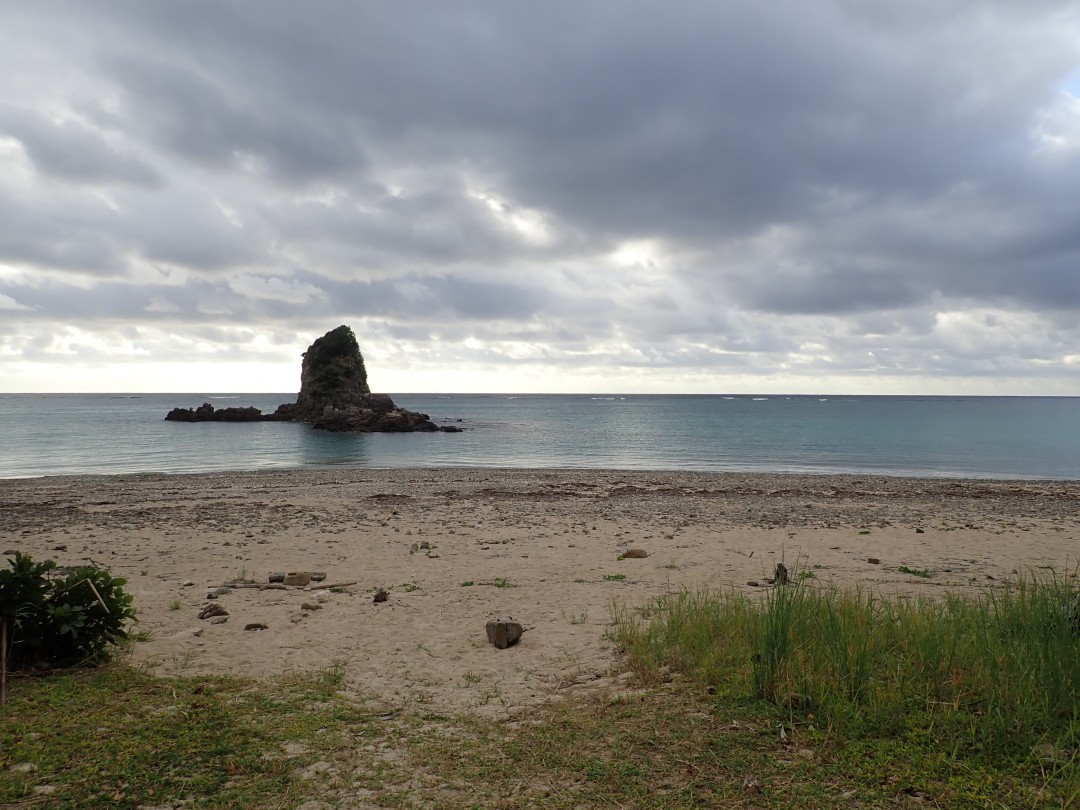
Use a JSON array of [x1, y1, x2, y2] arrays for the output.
[[2, 619, 8, 706]]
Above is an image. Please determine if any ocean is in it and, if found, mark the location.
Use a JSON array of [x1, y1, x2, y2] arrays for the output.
[[1, 393, 1078, 480]]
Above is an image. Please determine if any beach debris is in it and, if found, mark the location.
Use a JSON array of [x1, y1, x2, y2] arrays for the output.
[[301, 602, 322, 611], [244, 622, 269, 631], [373, 588, 389, 604], [268, 571, 286, 583], [867, 557, 881, 565], [284, 572, 312, 587], [198, 604, 229, 620], [318, 580, 358, 591], [486, 616, 524, 649], [619, 549, 649, 559], [206, 587, 232, 599]]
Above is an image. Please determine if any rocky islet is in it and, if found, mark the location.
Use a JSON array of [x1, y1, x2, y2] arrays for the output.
[[165, 325, 462, 433]]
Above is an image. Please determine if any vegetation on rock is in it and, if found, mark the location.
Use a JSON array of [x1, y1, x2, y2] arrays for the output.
[[298, 324, 370, 405]]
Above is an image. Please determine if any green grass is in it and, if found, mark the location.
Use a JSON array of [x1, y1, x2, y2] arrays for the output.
[[0, 662, 374, 809], [603, 573, 627, 581], [608, 570, 1080, 807]]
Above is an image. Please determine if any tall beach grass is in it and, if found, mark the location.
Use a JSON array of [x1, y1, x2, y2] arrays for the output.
[[610, 568, 1080, 767]]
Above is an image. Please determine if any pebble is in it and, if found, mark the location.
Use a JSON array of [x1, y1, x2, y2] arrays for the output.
[[210, 616, 229, 625], [867, 557, 881, 564], [284, 572, 312, 587], [9, 762, 36, 773], [206, 587, 232, 599], [268, 571, 286, 583], [244, 622, 269, 631]]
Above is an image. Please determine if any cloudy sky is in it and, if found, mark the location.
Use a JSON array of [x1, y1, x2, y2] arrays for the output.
[[2, 1, 1080, 394]]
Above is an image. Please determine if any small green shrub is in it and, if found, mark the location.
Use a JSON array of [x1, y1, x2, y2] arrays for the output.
[[0, 552, 136, 670], [897, 565, 931, 578]]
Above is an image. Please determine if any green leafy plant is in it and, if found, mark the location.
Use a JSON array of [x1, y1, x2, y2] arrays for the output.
[[0, 552, 137, 677]]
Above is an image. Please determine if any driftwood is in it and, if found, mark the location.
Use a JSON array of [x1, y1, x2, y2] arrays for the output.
[[220, 580, 359, 591], [223, 582, 287, 590]]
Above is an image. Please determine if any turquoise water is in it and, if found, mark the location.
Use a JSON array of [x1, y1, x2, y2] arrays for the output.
[[1, 393, 1078, 479]]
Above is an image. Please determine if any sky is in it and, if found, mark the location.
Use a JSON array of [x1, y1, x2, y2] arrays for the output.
[[2, 2, 1080, 395]]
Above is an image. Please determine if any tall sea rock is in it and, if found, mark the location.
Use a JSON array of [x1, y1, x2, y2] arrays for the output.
[[283, 325, 372, 421], [271, 326, 445, 432], [167, 325, 460, 433]]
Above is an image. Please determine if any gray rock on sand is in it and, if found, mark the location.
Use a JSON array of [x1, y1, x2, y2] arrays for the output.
[[486, 616, 524, 649]]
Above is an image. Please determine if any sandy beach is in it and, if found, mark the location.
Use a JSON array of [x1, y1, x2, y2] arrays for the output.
[[2, 469, 1077, 715]]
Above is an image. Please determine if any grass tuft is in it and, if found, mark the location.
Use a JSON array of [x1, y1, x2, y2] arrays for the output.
[[609, 568, 1080, 805]]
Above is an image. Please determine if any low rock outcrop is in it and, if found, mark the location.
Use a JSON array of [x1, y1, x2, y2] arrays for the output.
[[165, 403, 265, 422], [166, 326, 462, 433]]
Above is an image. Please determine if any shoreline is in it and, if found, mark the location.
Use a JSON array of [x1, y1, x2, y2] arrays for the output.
[[3, 468, 1078, 714]]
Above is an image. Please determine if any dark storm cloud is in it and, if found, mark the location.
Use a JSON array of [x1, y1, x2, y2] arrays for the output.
[[0, 106, 162, 187], [2, 0, 1080, 389]]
